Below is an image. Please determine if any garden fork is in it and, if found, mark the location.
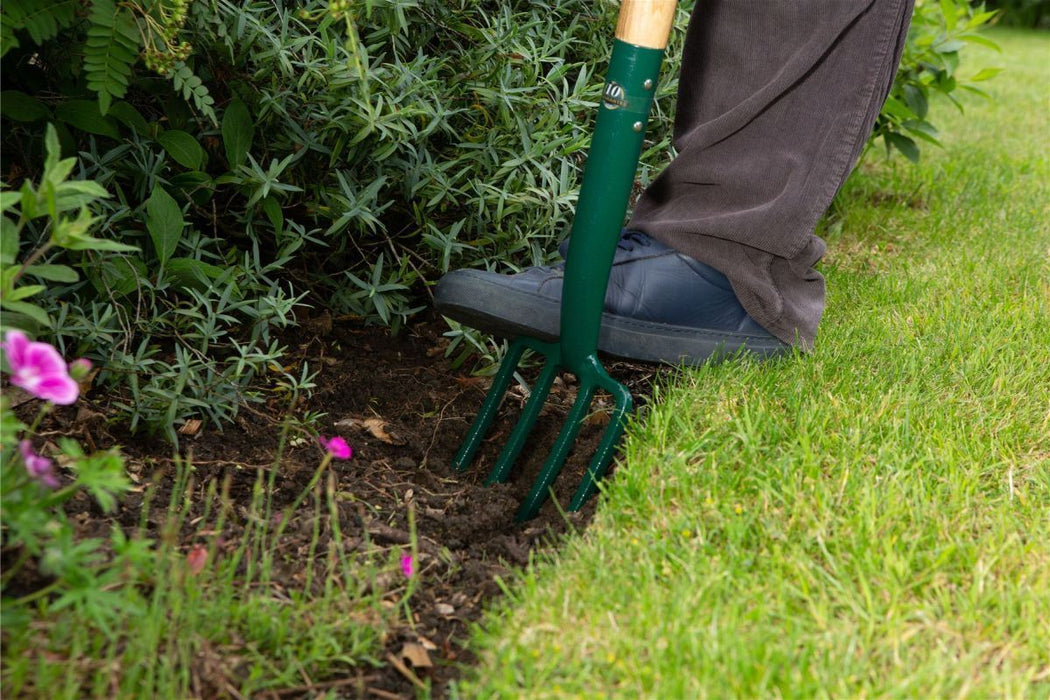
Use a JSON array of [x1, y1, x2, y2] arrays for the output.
[[453, 0, 678, 521]]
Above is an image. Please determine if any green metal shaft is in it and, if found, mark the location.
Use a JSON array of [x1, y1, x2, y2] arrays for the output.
[[560, 40, 665, 368], [452, 39, 667, 520]]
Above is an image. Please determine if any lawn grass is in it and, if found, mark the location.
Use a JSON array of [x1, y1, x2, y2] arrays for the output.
[[1, 443, 399, 697], [462, 28, 1050, 698]]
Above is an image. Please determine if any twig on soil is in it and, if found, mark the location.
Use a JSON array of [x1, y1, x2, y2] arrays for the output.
[[384, 651, 428, 690], [264, 673, 378, 698], [365, 521, 448, 560], [421, 393, 463, 468]]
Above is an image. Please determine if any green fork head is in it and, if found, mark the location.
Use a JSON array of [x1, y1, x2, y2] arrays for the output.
[[451, 336, 633, 522], [449, 2, 676, 521]]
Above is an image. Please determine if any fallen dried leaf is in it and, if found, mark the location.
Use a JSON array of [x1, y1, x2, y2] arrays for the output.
[[434, 603, 455, 616], [361, 417, 403, 445], [400, 642, 433, 669], [335, 417, 406, 445], [179, 419, 203, 436]]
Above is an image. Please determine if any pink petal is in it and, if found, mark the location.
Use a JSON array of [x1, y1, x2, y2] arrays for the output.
[[1, 330, 29, 368], [23, 342, 69, 377], [187, 545, 208, 575], [400, 553, 414, 578], [19, 440, 59, 488], [320, 436, 353, 460], [33, 374, 80, 405]]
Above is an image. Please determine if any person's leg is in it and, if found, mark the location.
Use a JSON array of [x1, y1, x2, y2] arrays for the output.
[[630, 0, 914, 347], [434, 0, 914, 363]]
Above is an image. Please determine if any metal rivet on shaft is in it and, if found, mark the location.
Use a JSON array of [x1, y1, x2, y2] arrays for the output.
[[643, 79, 654, 90], [632, 121, 643, 132]]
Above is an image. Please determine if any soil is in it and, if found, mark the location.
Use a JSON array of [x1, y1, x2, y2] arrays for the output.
[[14, 314, 660, 698]]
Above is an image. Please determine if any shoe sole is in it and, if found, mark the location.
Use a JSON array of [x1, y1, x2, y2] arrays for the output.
[[434, 273, 790, 366]]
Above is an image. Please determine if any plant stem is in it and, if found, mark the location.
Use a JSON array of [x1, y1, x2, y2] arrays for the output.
[[10, 242, 54, 287]]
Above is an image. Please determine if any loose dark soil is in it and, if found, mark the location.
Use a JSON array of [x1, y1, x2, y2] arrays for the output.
[[22, 315, 659, 698]]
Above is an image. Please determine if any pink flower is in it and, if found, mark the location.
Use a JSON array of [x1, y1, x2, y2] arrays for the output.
[[69, 358, 93, 381], [19, 440, 59, 488], [1, 331, 79, 405], [400, 552, 414, 578], [320, 435, 353, 460], [187, 544, 208, 575]]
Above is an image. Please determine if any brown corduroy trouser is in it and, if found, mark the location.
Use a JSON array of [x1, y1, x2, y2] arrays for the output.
[[628, 0, 915, 347]]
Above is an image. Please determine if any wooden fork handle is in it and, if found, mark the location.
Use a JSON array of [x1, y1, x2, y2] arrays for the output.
[[615, 0, 678, 49]]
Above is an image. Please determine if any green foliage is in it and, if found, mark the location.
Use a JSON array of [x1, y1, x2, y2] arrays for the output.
[[1, 422, 397, 697], [0, 0, 78, 51], [1, 384, 132, 635], [2, 0, 215, 122], [1, 125, 137, 329], [875, 0, 1001, 161], [83, 0, 140, 115], [983, 0, 1050, 27], [0, 0, 1003, 437]]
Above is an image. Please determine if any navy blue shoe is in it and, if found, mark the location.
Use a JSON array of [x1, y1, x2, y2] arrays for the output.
[[434, 231, 789, 365]]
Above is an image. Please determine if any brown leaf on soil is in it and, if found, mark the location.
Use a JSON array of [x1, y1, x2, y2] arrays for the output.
[[179, 419, 203, 436], [400, 642, 433, 669], [385, 652, 427, 690], [336, 417, 406, 445]]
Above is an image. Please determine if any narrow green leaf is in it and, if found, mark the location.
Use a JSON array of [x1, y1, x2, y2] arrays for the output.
[[934, 39, 965, 54], [221, 99, 253, 168], [24, 264, 79, 283], [0, 217, 18, 264], [970, 67, 1002, 82], [44, 124, 61, 173], [157, 130, 207, 170], [62, 235, 140, 253], [0, 299, 52, 327], [261, 195, 283, 233], [5, 283, 47, 301], [53, 180, 110, 213], [961, 34, 1001, 52], [145, 186, 184, 266]]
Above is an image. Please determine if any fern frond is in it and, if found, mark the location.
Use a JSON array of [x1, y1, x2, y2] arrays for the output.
[[168, 62, 218, 126], [83, 0, 141, 115], [1, 0, 79, 55]]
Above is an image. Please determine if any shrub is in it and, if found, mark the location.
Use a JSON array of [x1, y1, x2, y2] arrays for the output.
[[982, 0, 1050, 27], [0, 0, 1000, 436]]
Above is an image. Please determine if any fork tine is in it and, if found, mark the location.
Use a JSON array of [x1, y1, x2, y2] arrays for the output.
[[516, 383, 596, 522], [569, 383, 633, 510], [486, 358, 560, 485], [451, 338, 527, 472]]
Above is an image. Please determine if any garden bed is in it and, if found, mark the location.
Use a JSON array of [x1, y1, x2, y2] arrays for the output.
[[11, 316, 657, 698]]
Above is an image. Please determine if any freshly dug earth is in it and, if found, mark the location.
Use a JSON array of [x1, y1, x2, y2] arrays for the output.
[[38, 315, 659, 698]]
